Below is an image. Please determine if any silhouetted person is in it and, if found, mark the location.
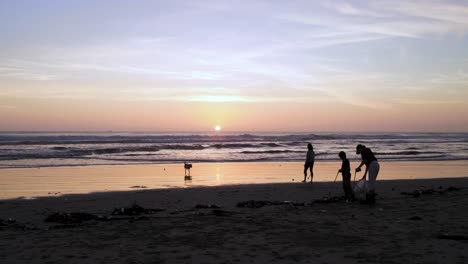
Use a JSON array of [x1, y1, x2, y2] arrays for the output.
[[355, 144, 379, 204], [338, 151, 354, 201], [303, 143, 315, 183]]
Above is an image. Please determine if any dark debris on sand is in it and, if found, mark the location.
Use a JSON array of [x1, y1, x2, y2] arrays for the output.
[[1, 218, 39, 231], [236, 197, 346, 209], [195, 204, 221, 209], [237, 200, 295, 208], [111, 203, 165, 216], [44, 204, 164, 226], [436, 233, 468, 241], [401, 186, 462, 198], [1, 218, 17, 226], [45, 212, 107, 224]]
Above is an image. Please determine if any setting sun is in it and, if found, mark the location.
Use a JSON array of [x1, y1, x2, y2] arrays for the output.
[[214, 125, 222, 131]]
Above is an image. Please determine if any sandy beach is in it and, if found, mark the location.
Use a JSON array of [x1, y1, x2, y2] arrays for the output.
[[3, 0, 468, 262], [1, 176, 467, 264]]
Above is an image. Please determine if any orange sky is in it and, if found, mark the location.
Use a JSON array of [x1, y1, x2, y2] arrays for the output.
[[1, 96, 467, 132]]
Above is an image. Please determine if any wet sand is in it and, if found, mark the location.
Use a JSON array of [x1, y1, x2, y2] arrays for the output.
[[2, 160, 468, 199], [1, 177, 468, 264]]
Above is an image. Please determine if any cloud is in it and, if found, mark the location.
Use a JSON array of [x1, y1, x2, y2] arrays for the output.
[[321, 1, 388, 17], [372, 1, 468, 26], [2, 0, 468, 112], [0, 105, 16, 109], [428, 71, 468, 85], [281, 1, 468, 38], [0, 65, 59, 81], [129, 94, 335, 103]]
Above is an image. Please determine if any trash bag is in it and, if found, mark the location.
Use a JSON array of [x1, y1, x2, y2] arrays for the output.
[[353, 179, 367, 200]]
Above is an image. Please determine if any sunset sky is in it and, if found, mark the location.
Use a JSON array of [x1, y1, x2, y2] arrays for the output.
[[1, 0, 468, 132]]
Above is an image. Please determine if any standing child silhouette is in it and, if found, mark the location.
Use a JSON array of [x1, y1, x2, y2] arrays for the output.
[[338, 151, 354, 201]]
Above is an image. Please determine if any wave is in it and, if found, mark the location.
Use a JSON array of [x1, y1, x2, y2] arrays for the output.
[[1, 132, 467, 166], [211, 143, 262, 149], [0, 133, 341, 145], [2, 132, 468, 147], [375, 151, 444, 156], [159, 144, 205, 150], [241, 150, 303, 154]]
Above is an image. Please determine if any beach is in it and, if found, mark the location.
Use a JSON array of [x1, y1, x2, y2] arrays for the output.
[[2, 161, 468, 200], [1, 171, 468, 263], [3, 0, 468, 262]]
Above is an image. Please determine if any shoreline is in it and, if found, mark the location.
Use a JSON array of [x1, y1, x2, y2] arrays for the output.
[[1, 160, 468, 200], [2, 158, 468, 170], [1, 177, 467, 263]]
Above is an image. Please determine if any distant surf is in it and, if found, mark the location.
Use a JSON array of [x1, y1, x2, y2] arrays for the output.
[[0, 132, 467, 168]]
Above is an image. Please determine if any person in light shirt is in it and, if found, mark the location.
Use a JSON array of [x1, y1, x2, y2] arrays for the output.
[[355, 144, 380, 204]]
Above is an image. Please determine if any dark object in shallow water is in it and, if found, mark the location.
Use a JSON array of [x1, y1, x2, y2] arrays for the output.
[[129, 185, 148, 189], [45, 212, 104, 224], [400, 186, 462, 197], [112, 204, 164, 216], [437, 234, 468, 241], [195, 204, 221, 209]]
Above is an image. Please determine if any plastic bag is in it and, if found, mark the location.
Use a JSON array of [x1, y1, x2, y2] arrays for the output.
[[353, 179, 367, 200]]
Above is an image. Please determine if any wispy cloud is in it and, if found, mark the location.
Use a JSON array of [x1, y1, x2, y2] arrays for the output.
[[321, 1, 388, 18], [372, 1, 468, 26], [0, 105, 17, 109], [428, 71, 468, 85], [0, 65, 59, 81], [281, 1, 468, 38]]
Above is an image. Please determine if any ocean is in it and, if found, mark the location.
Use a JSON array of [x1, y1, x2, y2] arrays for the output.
[[1, 132, 467, 168]]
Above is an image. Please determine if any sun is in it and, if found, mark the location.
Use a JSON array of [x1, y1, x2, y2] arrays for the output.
[[214, 125, 222, 131]]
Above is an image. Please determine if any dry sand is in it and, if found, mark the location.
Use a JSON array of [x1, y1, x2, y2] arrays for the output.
[[1, 177, 468, 264]]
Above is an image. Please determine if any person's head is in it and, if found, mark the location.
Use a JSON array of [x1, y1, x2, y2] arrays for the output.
[[307, 143, 313, 150], [356, 144, 366, 154], [339, 151, 346, 160]]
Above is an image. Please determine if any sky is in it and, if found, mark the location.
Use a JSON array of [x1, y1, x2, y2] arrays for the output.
[[1, 0, 468, 132]]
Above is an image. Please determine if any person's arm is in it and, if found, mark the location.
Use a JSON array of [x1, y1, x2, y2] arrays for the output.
[[356, 160, 365, 172], [362, 166, 368, 180], [356, 149, 369, 172]]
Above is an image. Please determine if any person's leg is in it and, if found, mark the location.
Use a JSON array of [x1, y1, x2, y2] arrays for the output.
[[367, 161, 380, 192], [344, 176, 353, 200], [303, 163, 308, 182], [342, 177, 346, 196], [366, 161, 380, 203], [309, 162, 314, 183]]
